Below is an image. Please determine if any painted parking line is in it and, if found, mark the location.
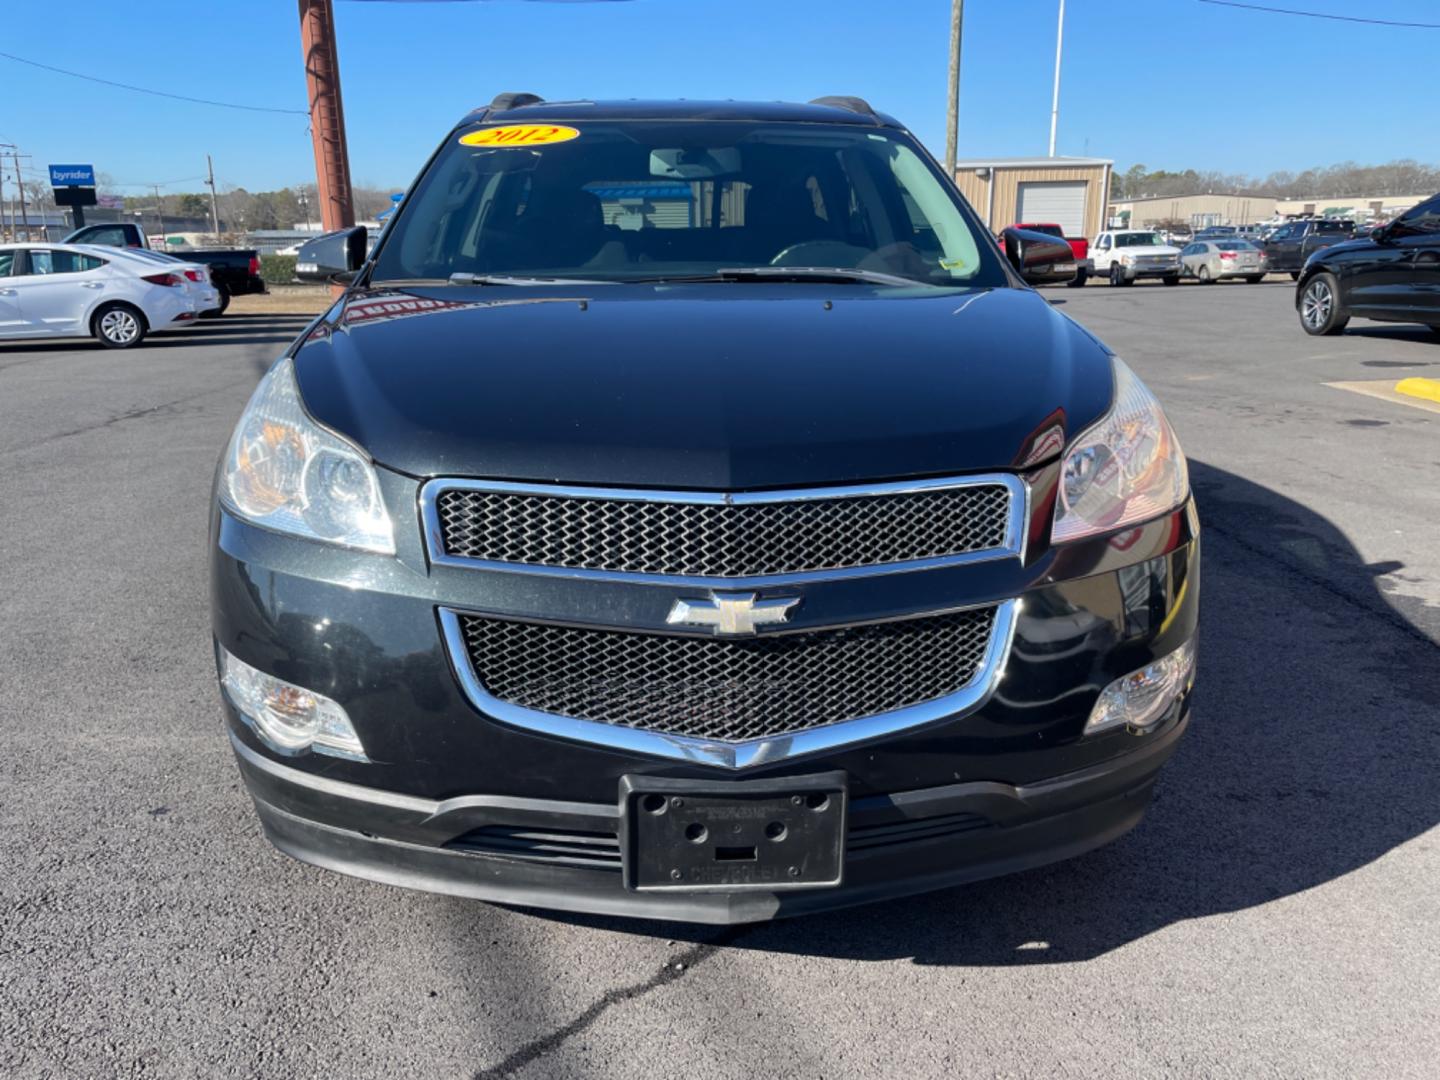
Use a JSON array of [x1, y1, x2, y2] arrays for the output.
[[1395, 377, 1440, 405], [1325, 379, 1440, 416]]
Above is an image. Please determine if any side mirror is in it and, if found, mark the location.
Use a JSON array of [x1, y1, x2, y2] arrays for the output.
[[295, 226, 367, 283], [1370, 222, 1392, 244], [1001, 227, 1078, 285]]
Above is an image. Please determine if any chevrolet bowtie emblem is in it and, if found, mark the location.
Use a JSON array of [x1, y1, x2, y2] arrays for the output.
[[666, 593, 799, 636]]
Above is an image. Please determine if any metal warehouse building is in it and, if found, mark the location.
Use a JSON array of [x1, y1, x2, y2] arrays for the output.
[[1107, 192, 1279, 229], [951, 157, 1113, 240]]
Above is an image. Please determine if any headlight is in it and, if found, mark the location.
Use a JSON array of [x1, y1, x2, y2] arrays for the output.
[[1086, 639, 1196, 735], [1118, 254, 1132, 265], [220, 647, 367, 760], [1052, 359, 1188, 543], [219, 358, 394, 553]]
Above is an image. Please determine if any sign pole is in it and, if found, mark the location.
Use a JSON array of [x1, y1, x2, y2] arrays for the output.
[[1048, 0, 1065, 157]]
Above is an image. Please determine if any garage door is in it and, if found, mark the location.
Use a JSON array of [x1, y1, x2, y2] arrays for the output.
[[1016, 181, 1088, 237]]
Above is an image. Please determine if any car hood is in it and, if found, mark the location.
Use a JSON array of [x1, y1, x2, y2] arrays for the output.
[[292, 283, 1114, 489]]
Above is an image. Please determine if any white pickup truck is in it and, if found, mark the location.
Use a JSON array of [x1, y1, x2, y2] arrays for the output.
[[1090, 230, 1183, 287]]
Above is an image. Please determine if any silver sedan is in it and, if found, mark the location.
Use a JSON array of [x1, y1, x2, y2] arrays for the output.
[[1180, 240, 1268, 284]]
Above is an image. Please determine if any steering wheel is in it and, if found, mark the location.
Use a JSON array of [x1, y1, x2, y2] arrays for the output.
[[769, 240, 867, 268]]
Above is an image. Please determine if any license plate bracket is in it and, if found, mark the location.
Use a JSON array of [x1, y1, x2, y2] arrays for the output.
[[620, 773, 847, 893]]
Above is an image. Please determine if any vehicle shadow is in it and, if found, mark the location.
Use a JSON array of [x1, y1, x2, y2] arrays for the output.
[[533, 459, 1440, 964], [0, 316, 313, 354], [1344, 324, 1440, 344]]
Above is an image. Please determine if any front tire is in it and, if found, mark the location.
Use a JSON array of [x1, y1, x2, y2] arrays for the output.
[[1299, 272, 1349, 336], [1067, 267, 1088, 288], [1109, 263, 1131, 287], [91, 303, 147, 349], [1246, 274, 1264, 284], [1162, 273, 1180, 286]]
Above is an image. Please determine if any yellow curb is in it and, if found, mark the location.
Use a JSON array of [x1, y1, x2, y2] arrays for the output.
[[1395, 378, 1440, 404]]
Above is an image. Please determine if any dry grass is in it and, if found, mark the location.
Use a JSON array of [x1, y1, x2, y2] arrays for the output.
[[229, 288, 334, 316]]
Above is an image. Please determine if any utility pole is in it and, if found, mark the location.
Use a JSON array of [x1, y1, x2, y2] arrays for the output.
[[153, 183, 166, 246], [0, 165, 8, 241], [944, 0, 964, 177], [205, 154, 221, 239], [298, 0, 355, 232], [14, 151, 31, 239], [1048, 0, 1065, 157]]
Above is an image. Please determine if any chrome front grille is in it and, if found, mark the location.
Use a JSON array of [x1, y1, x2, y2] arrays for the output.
[[426, 476, 1020, 581], [452, 606, 1000, 745]]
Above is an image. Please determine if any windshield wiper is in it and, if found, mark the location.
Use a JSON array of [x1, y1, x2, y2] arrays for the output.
[[625, 266, 937, 288], [446, 272, 606, 286]]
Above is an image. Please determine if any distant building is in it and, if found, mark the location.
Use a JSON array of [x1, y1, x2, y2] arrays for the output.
[[1109, 190, 1430, 228], [0, 209, 71, 241], [1272, 194, 1423, 222], [1107, 193, 1278, 230], [952, 157, 1113, 239]]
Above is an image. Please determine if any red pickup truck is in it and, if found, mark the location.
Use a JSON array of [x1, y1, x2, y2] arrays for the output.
[[1003, 223, 1090, 286]]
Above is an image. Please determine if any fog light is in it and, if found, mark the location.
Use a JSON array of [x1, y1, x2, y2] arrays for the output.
[[219, 648, 366, 761], [1086, 639, 1196, 736]]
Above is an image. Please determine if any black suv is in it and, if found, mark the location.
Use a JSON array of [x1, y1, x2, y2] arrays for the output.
[[211, 96, 1199, 923], [1296, 192, 1440, 336]]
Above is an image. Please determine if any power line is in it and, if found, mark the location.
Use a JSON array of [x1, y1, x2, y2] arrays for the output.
[[1196, 0, 1440, 29], [109, 176, 210, 190], [0, 50, 309, 114]]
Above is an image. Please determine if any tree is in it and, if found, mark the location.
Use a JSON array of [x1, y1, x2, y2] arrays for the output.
[[1113, 159, 1440, 200], [352, 185, 398, 221], [21, 179, 53, 215]]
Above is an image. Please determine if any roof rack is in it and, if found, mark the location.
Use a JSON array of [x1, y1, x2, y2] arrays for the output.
[[489, 92, 544, 112], [808, 96, 877, 118]]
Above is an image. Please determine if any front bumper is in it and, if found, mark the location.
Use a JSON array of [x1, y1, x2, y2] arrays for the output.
[[1123, 262, 1181, 279], [212, 465, 1200, 921], [233, 709, 1187, 923]]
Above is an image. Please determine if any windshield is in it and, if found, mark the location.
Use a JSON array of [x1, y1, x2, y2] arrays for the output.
[[1115, 232, 1164, 248], [371, 120, 1005, 288]]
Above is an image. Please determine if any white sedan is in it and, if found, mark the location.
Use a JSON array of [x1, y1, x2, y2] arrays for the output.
[[99, 246, 223, 317], [0, 242, 201, 348]]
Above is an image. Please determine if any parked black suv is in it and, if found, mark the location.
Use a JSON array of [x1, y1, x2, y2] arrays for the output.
[[1296, 192, 1440, 336], [212, 96, 1199, 923]]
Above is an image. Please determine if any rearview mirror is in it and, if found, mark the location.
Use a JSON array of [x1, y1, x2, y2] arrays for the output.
[[295, 226, 368, 283], [650, 147, 741, 180], [1001, 227, 1078, 286]]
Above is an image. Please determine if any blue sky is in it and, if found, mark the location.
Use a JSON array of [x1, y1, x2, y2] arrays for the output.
[[5, 0, 1437, 196]]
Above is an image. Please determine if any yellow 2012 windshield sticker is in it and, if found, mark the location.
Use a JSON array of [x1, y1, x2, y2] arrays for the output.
[[460, 124, 580, 148]]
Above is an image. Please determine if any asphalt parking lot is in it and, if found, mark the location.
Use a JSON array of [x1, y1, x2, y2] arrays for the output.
[[2, 283, 1437, 1078]]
